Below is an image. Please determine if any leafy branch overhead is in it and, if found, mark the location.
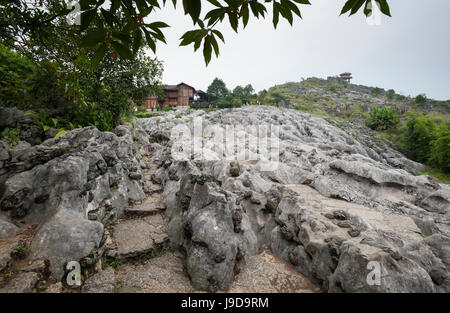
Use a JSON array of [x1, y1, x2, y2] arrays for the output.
[[1, 0, 391, 66]]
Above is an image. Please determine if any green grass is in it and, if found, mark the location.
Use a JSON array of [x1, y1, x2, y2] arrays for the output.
[[135, 112, 161, 118], [419, 169, 450, 184]]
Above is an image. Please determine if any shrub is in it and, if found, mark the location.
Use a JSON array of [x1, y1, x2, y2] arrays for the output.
[[366, 107, 399, 131], [415, 94, 427, 105], [386, 89, 395, 100], [231, 97, 243, 108], [403, 116, 437, 164], [371, 87, 383, 96], [215, 98, 232, 108], [135, 112, 160, 118], [1, 127, 20, 147], [161, 105, 175, 112], [430, 121, 450, 173]]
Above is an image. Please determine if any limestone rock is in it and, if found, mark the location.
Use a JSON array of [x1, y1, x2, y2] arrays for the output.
[[82, 268, 116, 293]]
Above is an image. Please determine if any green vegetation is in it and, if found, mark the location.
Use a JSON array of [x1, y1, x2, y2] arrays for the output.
[[139, 243, 171, 262], [161, 105, 176, 112], [0, 1, 392, 66], [1, 26, 163, 133], [385, 116, 449, 175], [403, 116, 437, 163], [419, 169, 450, 184], [386, 89, 396, 100], [205, 78, 256, 108], [366, 107, 399, 131], [102, 256, 123, 271], [0, 44, 35, 108], [415, 94, 427, 105], [371, 87, 383, 96], [135, 112, 161, 118], [429, 121, 450, 173], [1, 127, 20, 147]]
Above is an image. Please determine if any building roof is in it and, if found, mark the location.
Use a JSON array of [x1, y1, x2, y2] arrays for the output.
[[162, 82, 196, 91], [177, 82, 195, 90], [163, 85, 179, 91]]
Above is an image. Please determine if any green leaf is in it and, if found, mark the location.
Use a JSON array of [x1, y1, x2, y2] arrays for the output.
[[228, 12, 238, 32], [111, 41, 133, 59], [148, 21, 170, 29], [273, 2, 280, 28], [241, 3, 249, 28], [133, 29, 143, 54], [55, 129, 68, 139], [81, 30, 107, 48], [91, 43, 106, 67], [376, 0, 391, 16], [80, 9, 97, 30], [211, 29, 225, 43], [203, 35, 212, 66], [143, 29, 156, 53], [183, 0, 202, 24], [210, 34, 220, 57]]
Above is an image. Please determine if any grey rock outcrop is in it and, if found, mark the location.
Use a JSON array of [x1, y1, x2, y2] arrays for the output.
[[0, 125, 148, 280], [137, 105, 449, 293], [1, 105, 448, 293]]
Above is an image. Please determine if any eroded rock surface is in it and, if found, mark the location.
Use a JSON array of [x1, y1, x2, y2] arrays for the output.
[[0, 105, 448, 293], [139, 106, 449, 292]]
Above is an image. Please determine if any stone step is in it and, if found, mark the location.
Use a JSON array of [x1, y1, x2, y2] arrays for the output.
[[125, 195, 166, 216], [111, 214, 168, 258], [143, 181, 163, 194]]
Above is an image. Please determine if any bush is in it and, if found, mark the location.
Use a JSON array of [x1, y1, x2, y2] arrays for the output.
[[215, 97, 232, 108], [0, 44, 35, 108], [430, 121, 450, 173], [231, 98, 243, 108], [415, 94, 427, 105], [386, 89, 395, 100], [366, 107, 399, 131], [403, 116, 437, 164], [135, 112, 160, 118], [161, 105, 175, 112], [1, 127, 20, 147], [371, 87, 383, 96]]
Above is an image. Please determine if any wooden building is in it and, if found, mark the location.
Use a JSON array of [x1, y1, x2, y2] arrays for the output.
[[144, 82, 196, 109], [339, 72, 352, 83]]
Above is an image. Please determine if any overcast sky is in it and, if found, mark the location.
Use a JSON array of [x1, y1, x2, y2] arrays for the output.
[[146, 0, 450, 100]]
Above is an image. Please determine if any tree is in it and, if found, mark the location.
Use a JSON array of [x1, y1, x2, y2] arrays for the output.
[[0, 0, 392, 66], [207, 78, 229, 103], [404, 116, 437, 164], [0, 2, 164, 131], [430, 121, 450, 173], [415, 94, 427, 105], [371, 87, 383, 96], [386, 89, 395, 100], [232, 84, 255, 103]]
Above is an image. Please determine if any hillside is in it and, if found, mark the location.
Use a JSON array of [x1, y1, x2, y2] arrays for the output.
[[266, 77, 450, 120]]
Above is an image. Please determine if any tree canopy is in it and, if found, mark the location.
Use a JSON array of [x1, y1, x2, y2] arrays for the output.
[[0, 0, 392, 66], [207, 77, 229, 103]]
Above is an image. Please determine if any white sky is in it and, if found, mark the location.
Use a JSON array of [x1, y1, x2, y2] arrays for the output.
[[146, 0, 450, 100]]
